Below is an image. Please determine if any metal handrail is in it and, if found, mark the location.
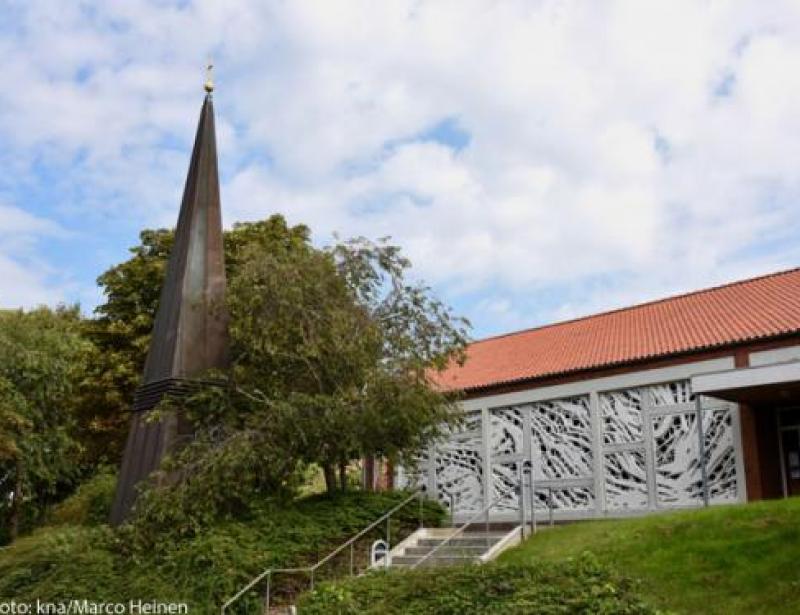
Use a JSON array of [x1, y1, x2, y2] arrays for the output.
[[411, 482, 523, 569], [220, 488, 425, 614]]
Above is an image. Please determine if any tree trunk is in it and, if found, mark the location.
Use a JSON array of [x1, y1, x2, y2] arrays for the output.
[[8, 458, 22, 542], [338, 460, 348, 492], [385, 458, 395, 491], [363, 456, 375, 492], [323, 463, 337, 495]]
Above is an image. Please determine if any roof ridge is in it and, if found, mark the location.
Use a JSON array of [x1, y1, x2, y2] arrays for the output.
[[470, 266, 800, 346]]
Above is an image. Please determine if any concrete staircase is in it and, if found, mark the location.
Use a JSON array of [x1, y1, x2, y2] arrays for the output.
[[221, 485, 533, 614], [382, 527, 523, 569]]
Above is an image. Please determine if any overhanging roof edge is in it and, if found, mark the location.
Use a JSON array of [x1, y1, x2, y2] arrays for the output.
[[691, 360, 800, 397]]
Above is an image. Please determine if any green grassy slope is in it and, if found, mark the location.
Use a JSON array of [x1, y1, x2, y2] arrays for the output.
[[0, 479, 443, 614], [7, 487, 799, 613], [301, 498, 800, 614], [500, 498, 800, 614]]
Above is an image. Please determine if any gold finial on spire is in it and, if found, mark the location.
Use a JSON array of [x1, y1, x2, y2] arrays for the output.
[[204, 61, 214, 93]]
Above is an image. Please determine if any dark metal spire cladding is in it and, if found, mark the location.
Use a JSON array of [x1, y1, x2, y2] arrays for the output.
[[110, 91, 229, 525]]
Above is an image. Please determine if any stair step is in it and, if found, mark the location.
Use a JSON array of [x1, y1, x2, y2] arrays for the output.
[[417, 537, 501, 548], [458, 531, 510, 539], [404, 545, 487, 556], [391, 555, 479, 567]]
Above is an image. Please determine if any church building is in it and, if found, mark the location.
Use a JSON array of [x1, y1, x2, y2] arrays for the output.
[[400, 269, 800, 523]]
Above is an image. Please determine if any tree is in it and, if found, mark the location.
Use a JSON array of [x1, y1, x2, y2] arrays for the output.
[[0, 307, 90, 542], [226, 238, 382, 492], [128, 232, 469, 542], [80, 216, 311, 467], [185, 234, 469, 496]]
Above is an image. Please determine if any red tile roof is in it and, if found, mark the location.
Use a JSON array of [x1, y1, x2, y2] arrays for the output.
[[434, 268, 800, 392]]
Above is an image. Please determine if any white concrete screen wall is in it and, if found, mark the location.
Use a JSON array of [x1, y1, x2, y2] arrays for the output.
[[398, 358, 746, 522]]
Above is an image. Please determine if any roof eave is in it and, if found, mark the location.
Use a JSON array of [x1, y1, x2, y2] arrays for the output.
[[445, 330, 800, 396]]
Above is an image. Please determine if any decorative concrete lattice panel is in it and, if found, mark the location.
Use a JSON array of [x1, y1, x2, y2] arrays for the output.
[[533, 486, 594, 511], [652, 411, 703, 506], [433, 412, 484, 513], [530, 396, 593, 480], [409, 376, 742, 521], [492, 461, 521, 512], [604, 450, 648, 509], [489, 405, 525, 458], [395, 451, 429, 491], [651, 380, 692, 406], [601, 389, 643, 444], [651, 404, 739, 506], [704, 407, 738, 502]]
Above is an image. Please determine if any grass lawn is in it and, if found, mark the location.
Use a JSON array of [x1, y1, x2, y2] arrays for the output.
[[500, 497, 800, 614]]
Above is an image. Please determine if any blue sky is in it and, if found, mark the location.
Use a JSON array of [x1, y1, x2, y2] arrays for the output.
[[2, 1, 800, 339]]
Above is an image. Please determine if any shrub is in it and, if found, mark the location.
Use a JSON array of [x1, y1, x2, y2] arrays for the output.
[[46, 468, 117, 527], [298, 552, 657, 615]]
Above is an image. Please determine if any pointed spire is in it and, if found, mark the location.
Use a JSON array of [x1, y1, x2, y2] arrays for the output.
[[140, 92, 228, 384], [110, 85, 229, 525]]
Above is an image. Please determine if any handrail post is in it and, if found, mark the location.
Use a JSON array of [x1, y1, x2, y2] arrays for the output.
[[528, 467, 536, 535], [418, 490, 424, 529], [517, 464, 525, 538], [265, 573, 270, 613], [484, 509, 490, 546], [310, 568, 315, 591], [349, 542, 354, 576], [449, 493, 456, 527], [484, 491, 490, 540], [548, 487, 554, 527]]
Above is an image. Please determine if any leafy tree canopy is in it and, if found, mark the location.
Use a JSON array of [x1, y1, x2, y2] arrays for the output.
[[222, 231, 469, 488], [0, 307, 91, 542]]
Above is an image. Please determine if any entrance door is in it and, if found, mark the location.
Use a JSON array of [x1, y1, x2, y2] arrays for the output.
[[780, 427, 800, 497]]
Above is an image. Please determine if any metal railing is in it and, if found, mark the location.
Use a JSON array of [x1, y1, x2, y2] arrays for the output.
[[413, 467, 528, 569], [220, 488, 426, 614], [525, 458, 559, 531], [414, 464, 565, 570]]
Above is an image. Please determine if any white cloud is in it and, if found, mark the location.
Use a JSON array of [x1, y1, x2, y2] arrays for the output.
[[2, 1, 800, 334], [0, 204, 71, 308], [0, 205, 65, 239], [0, 254, 61, 307]]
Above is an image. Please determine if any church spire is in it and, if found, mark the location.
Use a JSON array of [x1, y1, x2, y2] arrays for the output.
[[110, 78, 229, 525]]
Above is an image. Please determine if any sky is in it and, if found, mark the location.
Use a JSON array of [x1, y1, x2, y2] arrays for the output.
[[1, 0, 800, 339]]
